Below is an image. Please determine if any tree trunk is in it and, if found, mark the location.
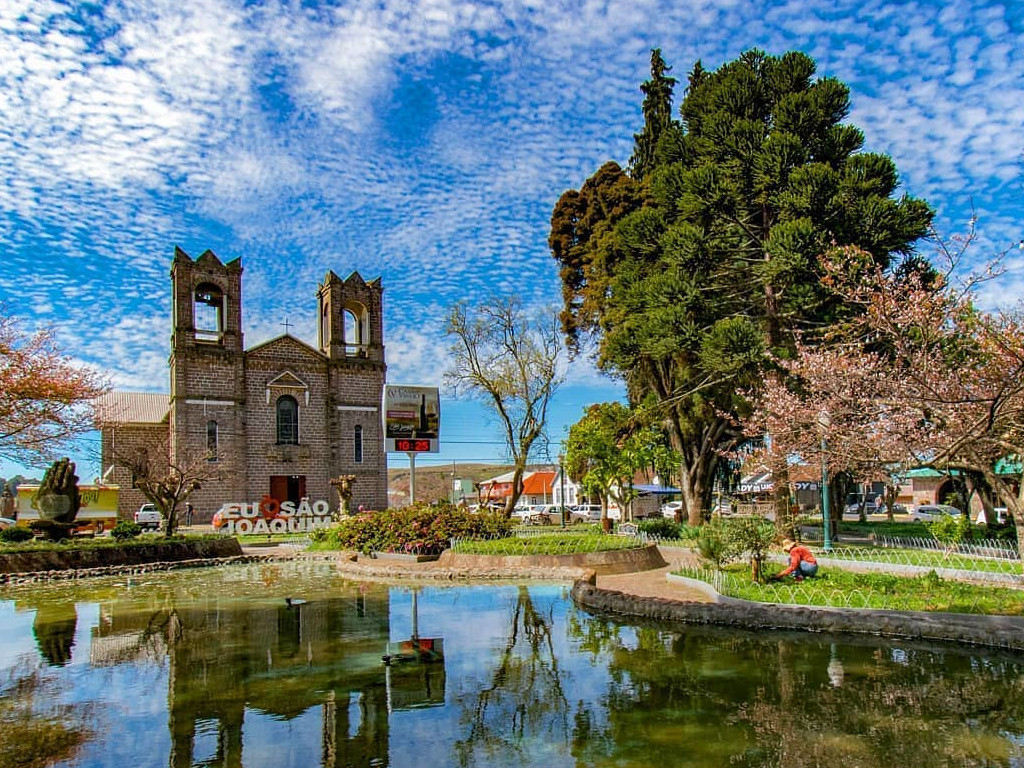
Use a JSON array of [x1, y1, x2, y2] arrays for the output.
[[773, 465, 794, 539]]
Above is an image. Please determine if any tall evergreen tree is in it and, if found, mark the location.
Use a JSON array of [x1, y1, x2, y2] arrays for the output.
[[628, 49, 679, 180], [551, 49, 933, 524]]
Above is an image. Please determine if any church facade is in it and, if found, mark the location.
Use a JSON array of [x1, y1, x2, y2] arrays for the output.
[[98, 247, 388, 521]]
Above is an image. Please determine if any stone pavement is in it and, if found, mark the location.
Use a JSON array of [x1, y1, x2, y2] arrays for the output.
[[596, 545, 711, 602]]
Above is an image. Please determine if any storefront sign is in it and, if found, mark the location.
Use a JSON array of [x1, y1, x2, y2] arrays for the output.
[[214, 497, 334, 535]]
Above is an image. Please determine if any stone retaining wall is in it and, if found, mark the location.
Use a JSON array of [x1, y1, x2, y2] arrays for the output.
[[571, 579, 1024, 652], [0, 538, 244, 580], [436, 544, 666, 575]]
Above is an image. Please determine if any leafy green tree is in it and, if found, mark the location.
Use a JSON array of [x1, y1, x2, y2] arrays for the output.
[[550, 49, 933, 524], [564, 402, 678, 529]]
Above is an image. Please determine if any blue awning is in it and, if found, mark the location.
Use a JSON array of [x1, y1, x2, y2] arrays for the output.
[[632, 484, 681, 495]]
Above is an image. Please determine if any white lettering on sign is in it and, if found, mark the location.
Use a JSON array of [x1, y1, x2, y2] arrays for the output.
[[215, 498, 335, 535]]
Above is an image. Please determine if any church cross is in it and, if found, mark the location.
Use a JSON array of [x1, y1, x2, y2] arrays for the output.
[[281, 317, 293, 335]]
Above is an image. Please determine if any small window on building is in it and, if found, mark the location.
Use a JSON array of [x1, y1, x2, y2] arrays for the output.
[[354, 425, 363, 463], [207, 420, 218, 461], [276, 395, 299, 445], [194, 283, 224, 343]]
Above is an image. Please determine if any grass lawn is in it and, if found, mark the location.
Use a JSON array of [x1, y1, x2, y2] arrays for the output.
[[823, 545, 1021, 575], [451, 532, 647, 556], [676, 564, 1024, 615]]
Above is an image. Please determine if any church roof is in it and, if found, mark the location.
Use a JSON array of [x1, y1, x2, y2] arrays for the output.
[[94, 392, 169, 425], [246, 333, 325, 360]]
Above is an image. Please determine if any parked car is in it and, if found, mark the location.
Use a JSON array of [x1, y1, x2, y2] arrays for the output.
[[134, 503, 162, 531], [910, 504, 961, 523], [511, 505, 542, 524], [528, 504, 567, 525], [571, 504, 603, 524], [843, 501, 878, 517], [661, 501, 683, 519]]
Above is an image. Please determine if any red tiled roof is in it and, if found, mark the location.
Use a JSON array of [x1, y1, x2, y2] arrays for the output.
[[522, 471, 555, 495]]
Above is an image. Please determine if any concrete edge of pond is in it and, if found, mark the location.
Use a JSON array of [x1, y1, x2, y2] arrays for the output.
[[571, 576, 1024, 652]]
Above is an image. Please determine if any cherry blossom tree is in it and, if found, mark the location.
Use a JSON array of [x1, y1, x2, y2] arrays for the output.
[[0, 309, 107, 465], [746, 239, 1024, 552]]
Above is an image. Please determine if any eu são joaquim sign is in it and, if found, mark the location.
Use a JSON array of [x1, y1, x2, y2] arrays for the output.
[[213, 497, 334, 535], [384, 385, 440, 453]]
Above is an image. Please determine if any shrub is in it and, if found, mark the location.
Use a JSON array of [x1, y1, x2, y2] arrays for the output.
[[928, 512, 971, 552], [0, 525, 34, 543], [724, 516, 778, 582], [695, 519, 734, 570], [637, 517, 682, 539], [311, 503, 515, 555], [111, 520, 142, 541]]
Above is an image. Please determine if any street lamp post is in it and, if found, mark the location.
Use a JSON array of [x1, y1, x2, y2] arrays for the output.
[[558, 453, 567, 528], [817, 411, 833, 552]]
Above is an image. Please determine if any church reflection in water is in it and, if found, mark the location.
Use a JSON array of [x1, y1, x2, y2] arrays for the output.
[[78, 583, 445, 768]]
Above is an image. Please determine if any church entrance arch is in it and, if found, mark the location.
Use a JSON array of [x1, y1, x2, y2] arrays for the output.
[[270, 475, 306, 506]]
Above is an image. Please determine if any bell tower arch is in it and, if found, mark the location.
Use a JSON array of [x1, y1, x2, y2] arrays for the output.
[[167, 247, 247, 501], [318, 270, 387, 510], [317, 271, 384, 365]]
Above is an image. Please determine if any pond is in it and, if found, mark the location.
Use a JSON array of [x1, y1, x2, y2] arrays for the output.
[[2, 561, 1023, 768]]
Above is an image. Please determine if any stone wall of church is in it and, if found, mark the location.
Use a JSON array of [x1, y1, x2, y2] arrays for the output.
[[328, 364, 388, 511], [244, 345, 335, 508], [101, 423, 171, 519], [170, 398, 247, 524]]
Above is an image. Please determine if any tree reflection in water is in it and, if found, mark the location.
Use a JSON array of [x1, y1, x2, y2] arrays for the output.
[[454, 586, 570, 767], [568, 613, 1024, 768], [0, 667, 92, 768], [31, 601, 78, 666]]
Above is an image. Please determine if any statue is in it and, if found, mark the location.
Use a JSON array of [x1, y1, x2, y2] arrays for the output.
[[32, 458, 81, 540], [0, 486, 14, 519], [330, 474, 357, 520]]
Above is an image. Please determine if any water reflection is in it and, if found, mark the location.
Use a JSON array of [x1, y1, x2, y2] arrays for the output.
[[32, 601, 77, 666], [1, 563, 1023, 768]]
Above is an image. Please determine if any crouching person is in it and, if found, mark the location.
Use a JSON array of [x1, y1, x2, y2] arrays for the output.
[[771, 538, 818, 581]]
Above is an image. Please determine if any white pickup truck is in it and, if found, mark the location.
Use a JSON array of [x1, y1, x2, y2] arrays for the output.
[[134, 504, 162, 531]]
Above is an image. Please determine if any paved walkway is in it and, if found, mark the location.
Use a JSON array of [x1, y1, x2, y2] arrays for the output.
[[596, 546, 711, 602]]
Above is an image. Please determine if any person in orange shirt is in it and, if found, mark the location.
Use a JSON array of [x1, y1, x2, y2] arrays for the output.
[[770, 538, 818, 581]]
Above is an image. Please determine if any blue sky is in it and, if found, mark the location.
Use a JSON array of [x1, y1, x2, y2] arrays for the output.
[[1, 0, 1022, 481]]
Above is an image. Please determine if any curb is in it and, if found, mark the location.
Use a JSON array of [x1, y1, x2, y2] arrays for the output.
[[572, 577, 1024, 652]]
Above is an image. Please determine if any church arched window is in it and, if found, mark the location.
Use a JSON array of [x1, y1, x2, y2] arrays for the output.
[[194, 283, 224, 343], [276, 396, 299, 445], [354, 425, 363, 463]]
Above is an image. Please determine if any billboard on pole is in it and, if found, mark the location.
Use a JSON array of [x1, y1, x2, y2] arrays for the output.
[[384, 385, 440, 453]]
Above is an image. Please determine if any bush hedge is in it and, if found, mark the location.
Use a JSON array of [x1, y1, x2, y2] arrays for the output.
[[0, 526, 34, 543], [636, 518, 683, 539], [310, 503, 515, 555]]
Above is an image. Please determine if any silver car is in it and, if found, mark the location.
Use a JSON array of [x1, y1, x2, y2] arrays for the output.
[[911, 504, 961, 523]]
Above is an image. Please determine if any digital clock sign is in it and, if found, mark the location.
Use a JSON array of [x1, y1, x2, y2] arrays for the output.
[[394, 439, 432, 452], [384, 385, 441, 454]]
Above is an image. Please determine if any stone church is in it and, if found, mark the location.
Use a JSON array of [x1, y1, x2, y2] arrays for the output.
[[97, 247, 388, 521]]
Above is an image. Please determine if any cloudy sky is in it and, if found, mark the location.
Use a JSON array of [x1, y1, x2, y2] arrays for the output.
[[1, 0, 1022, 479]]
